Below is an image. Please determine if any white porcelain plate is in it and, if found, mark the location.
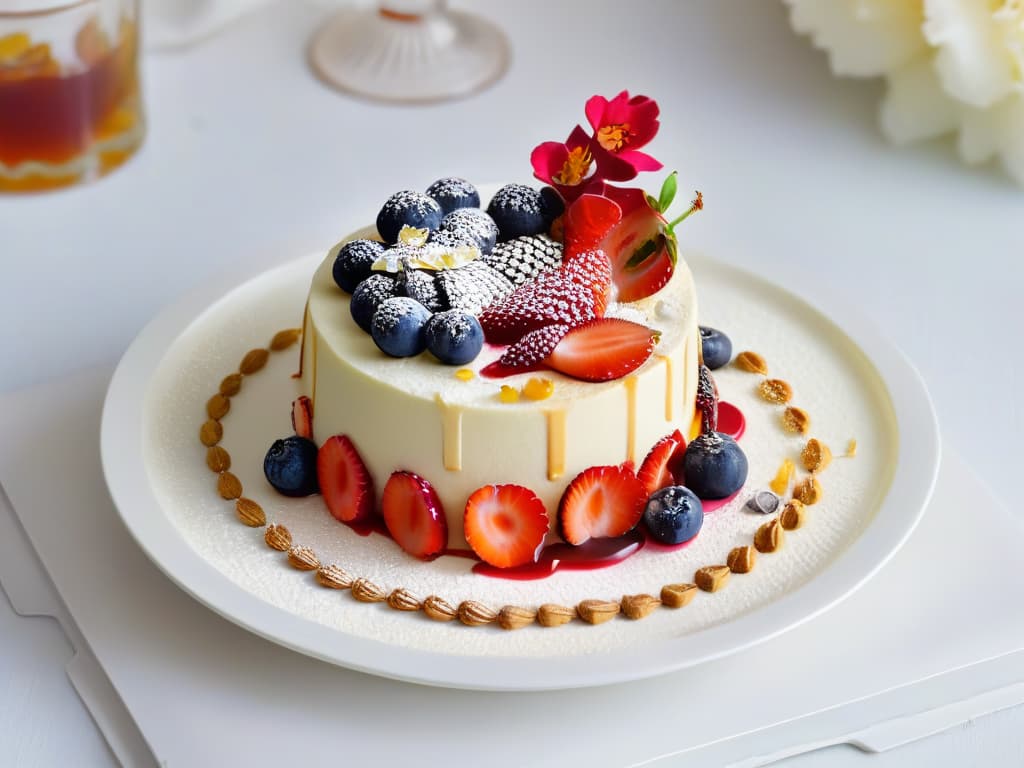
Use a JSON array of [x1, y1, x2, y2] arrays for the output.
[[101, 249, 939, 691]]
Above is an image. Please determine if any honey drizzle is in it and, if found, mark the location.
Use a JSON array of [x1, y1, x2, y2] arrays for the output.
[[545, 409, 567, 480], [294, 298, 310, 378], [435, 395, 463, 471], [657, 353, 674, 421], [309, 321, 318, 412], [624, 376, 638, 465]]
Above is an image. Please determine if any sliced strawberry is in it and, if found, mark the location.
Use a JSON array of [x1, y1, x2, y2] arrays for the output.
[[562, 249, 612, 315], [637, 429, 687, 495], [478, 270, 596, 345], [600, 188, 676, 302], [545, 317, 658, 382], [558, 465, 647, 545], [317, 435, 375, 524], [463, 484, 549, 568], [498, 324, 570, 370], [381, 471, 447, 560], [564, 194, 622, 256], [291, 396, 313, 440]]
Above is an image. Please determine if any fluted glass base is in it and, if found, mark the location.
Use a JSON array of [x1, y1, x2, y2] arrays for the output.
[[308, 6, 509, 104]]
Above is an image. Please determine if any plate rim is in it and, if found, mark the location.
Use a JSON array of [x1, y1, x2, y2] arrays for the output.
[[100, 250, 941, 691]]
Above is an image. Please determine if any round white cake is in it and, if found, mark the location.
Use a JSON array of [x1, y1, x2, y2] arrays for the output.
[[298, 226, 700, 547]]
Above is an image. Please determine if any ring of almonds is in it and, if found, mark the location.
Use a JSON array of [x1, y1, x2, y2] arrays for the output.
[[199, 331, 851, 631]]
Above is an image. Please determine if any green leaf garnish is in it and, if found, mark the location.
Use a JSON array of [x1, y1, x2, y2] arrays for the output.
[[646, 194, 660, 212], [657, 171, 678, 213]]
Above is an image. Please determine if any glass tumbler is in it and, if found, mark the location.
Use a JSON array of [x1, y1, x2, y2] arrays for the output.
[[0, 0, 144, 193]]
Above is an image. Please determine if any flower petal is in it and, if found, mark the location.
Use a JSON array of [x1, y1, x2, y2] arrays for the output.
[[585, 94, 611, 132], [531, 141, 569, 186], [617, 149, 663, 173], [784, 0, 927, 77], [880, 54, 959, 143]]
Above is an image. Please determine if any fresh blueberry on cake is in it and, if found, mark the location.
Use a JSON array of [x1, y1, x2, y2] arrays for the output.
[[263, 436, 320, 497], [699, 326, 732, 370], [643, 486, 704, 545], [370, 296, 432, 357], [396, 268, 445, 313], [332, 239, 385, 293], [682, 432, 749, 500], [486, 183, 548, 240], [349, 273, 398, 333], [376, 190, 443, 243], [425, 176, 480, 215], [439, 208, 499, 254], [424, 310, 484, 365]]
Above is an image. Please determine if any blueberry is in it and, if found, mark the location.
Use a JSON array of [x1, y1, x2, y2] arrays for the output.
[[350, 273, 397, 333], [539, 186, 565, 223], [424, 310, 484, 365], [440, 208, 498, 254], [397, 268, 444, 312], [682, 431, 748, 500], [332, 239, 385, 293], [376, 191, 443, 243], [370, 296, 431, 357], [486, 184, 548, 241], [263, 436, 319, 497], [425, 177, 480, 215], [700, 326, 732, 370], [427, 228, 475, 249], [643, 486, 704, 545]]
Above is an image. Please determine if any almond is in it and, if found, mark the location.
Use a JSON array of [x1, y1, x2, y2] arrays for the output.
[[758, 378, 793, 405], [386, 588, 421, 611], [801, 438, 832, 473], [458, 600, 498, 626], [794, 476, 823, 505], [423, 595, 457, 622], [695, 565, 730, 592], [219, 373, 243, 397], [264, 523, 292, 551], [351, 578, 385, 603], [316, 564, 352, 589], [239, 348, 269, 375], [754, 518, 784, 553], [727, 545, 757, 574], [780, 500, 807, 530], [736, 350, 768, 375], [660, 583, 697, 608], [577, 599, 620, 625], [270, 328, 302, 351], [217, 471, 243, 500], [235, 497, 265, 527], [287, 546, 319, 571], [199, 419, 223, 447], [782, 407, 811, 434], [498, 605, 537, 631], [205, 445, 231, 473], [621, 594, 660, 620], [537, 603, 575, 627], [206, 393, 230, 420]]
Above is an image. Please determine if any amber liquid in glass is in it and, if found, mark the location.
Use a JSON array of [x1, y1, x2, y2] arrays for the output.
[[0, 19, 142, 192]]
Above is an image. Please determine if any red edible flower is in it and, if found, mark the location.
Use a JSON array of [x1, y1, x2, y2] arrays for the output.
[[585, 90, 663, 181], [531, 125, 601, 203]]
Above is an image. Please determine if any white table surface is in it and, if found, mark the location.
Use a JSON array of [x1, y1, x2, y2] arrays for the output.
[[0, 1, 1020, 765]]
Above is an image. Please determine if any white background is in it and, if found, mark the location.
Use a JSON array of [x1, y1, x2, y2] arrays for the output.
[[0, 0, 1021, 764]]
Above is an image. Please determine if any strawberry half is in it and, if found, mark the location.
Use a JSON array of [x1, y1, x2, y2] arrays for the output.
[[563, 193, 622, 256], [317, 435, 375, 524], [545, 317, 658, 382], [291, 395, 313, 440], [637, 429, 687, 495], [498, 324, 570, 370], [600, 187, 677, 302], [562, 249, 612, 315], [463, 484, 549, 568], [381, 471, 447, 560], [478, 270, 596, 345], [558, 465, 647, 545]]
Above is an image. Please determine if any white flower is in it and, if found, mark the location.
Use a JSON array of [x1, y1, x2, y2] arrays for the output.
[[784, 0, 1024, 185]]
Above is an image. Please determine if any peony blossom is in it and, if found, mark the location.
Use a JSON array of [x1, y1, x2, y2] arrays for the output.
[[784, 0, 1024, 186], [585, 90, 664, 181]]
